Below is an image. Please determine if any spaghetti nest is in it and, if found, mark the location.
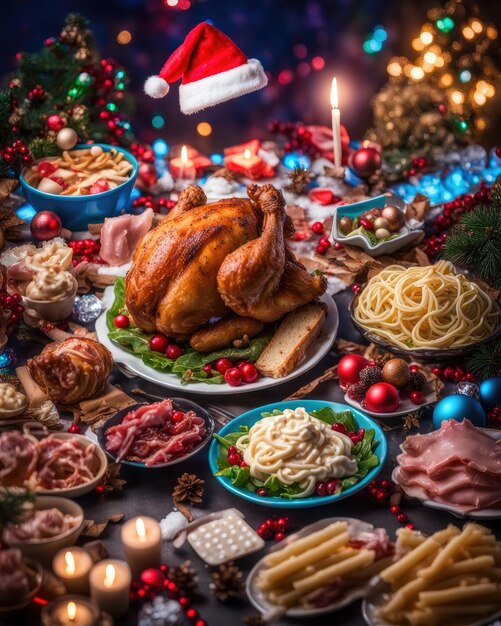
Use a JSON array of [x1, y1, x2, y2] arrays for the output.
[[353, 261, 499, 349]]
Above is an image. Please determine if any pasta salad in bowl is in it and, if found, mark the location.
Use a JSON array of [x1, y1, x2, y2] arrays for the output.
[[209, 400, 388, 508]]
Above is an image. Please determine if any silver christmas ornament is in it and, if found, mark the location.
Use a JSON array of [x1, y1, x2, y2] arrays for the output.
[[456, 381, 480, 399], [72, 294, 102, 324], [138, 596, 183, 626]]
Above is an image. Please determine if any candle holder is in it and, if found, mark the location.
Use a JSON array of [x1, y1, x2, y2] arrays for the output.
[[53, 547, 93, 595], [41, 595, 100, 626]]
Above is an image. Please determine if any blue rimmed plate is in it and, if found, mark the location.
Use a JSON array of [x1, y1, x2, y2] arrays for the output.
[[208, 400, 388, 508]]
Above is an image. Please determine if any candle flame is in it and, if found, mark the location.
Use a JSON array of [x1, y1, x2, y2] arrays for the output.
[[104, 564, 116, 588], [67, 601, 77, 621], [65, 551, 76, 576], [330, 77, 339, 109], [181, 145, 188, 163], [136, 517, 146, 541], [244, 149, 251, 159]]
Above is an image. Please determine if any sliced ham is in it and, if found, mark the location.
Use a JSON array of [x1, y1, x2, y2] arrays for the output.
[[0, 432, 37, 487], [104, 399, 206, 465], [99, 208, 154, 266], [396, 419, 501, 513]]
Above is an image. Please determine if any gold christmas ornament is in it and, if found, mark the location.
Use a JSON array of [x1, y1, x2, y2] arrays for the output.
[[339, 216, 353, 234], [381, 206, 405, 232], [56, 127, 78, 150], [382, 358, 411, 388]]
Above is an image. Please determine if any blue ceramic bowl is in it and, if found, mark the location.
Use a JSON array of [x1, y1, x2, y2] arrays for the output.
[[209, 400, 388, 509], [19, 143, 138, 231]]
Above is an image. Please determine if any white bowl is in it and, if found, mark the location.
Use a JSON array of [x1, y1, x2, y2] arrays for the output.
[[23, 275, 78, 322], [6, 496, 84, 567], [332, 192, 423, 257]]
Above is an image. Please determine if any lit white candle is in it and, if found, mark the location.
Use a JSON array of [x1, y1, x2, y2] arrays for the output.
[[53, 548, 93, 595], [330, 77, 342, 168], [41, 596, 99, 626], [170, 145, 196, 180], [89, 560, 131, 618], [121, 516, 162, 578]]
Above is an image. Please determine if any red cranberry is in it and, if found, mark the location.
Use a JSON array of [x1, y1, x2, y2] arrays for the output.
[[275, 531, 285, 542], [239, 362, 258, 383], [390, 505, 400, 514], [315, 481, 327, 497], [256, 488, 269, 497], [171, 410, 185, 422], [228, 453, 242, 466], [331, 422, 347, 434], [327, 480, 340, 495], [318, 237, 330, 248], [114, 314, 130, 328], [311, 221, 324, 234], [228, 445, 237, 455], [215, 358, 232, 374], [202, 363, 212, 375], [224, 367, 243, 387], [166, 344, 184, 360], [149, 335, 169, 352], [397, 513, 408, 524]]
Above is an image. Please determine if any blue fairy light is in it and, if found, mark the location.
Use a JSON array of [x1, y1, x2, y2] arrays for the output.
[[210, 153, 224, 165], [153, 139, 169, 157], [16, 203, 37, 222], [152, 115, 165, 129], [282, 152, 311, 170], [373, 26, 387, 42], [459, 70, 471, 83], [443, 168, 470, 195], [388, 183, 418, 203]]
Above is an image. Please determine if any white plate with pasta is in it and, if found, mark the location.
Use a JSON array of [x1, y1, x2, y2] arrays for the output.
[[350, 262, 501, 360], [246, 517, 395, 619], [362, 523, 501, 626]]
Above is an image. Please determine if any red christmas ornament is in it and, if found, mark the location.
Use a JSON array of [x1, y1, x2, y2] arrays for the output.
[[138, 162, 158, 187], [410, 390, 424, 405], [365, 383, 400, 413], [68, 423, 81, 434], [140, 568, 166, 590], [47, 114, 66, 132], [30, 211, 62, 241], [311, 221, 324, 235], [350, 147, 382, 179], [338, 354, 369, 387]]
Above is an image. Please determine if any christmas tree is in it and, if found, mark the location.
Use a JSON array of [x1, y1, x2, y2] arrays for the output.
[[0, 13, 135, 178], [367, 0, 500, 164]]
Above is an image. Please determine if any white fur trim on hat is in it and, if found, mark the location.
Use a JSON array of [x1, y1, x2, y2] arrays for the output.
[[179, 59, 268, 115], [144, 75, 170, 99]]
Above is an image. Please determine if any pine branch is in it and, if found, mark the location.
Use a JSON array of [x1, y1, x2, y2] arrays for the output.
[[0, 488, 35, 538], [467, 340, 501, 379]]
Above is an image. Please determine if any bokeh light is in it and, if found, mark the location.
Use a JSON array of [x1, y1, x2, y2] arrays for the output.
[[197, 122, 212, 136], [117, 30, 132, 45], [151, 115, 165, 129], [311, 56, 325, 71]]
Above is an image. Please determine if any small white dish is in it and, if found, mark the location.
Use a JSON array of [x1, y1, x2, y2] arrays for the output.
[[246, 517, 377, 619], [23, 275, 78, 322], [344, 384, 436, 419], [95, 289, 339, 395], [332, 192, 423, 257]]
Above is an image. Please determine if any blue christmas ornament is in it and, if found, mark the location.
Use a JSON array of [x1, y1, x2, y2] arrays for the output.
[[344, 167, 364, 187], [478, 377, 501, 413], [0, 348, 17, 371], [282, 152, 311, 170], [482, 167, 501, 184], [15, 202, 37, 222], [432, 394, 486, 429], [443, 168, 470, 195], [460, 144, 487, 173], [388, 183, 417, 203], [488, 146, 501, 168], [210, 153, 224, 165]]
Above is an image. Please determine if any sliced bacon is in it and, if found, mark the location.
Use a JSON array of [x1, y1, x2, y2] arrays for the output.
[[0, 432, 37, 487], [105, 399, 206, 466], [3, 508, 81, 544]]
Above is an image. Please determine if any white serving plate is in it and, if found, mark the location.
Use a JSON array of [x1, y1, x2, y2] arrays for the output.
[[362, 576, 501, 626], [95, 288, 339, 395], [246, 517, 378, 619], [344, 385, 436, 419], [392, 428, 501, 520], [332, 192, 423, 257]]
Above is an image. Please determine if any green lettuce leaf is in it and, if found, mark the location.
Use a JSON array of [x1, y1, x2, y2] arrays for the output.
[[310, 408, 357, 432], [261, 409, 284, 417], [106, 277, 126, 331]]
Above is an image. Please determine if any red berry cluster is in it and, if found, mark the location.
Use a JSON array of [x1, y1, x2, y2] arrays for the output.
[[310, 222, 332, 255], [431, 366, 476, 383], [257, 516, 290, 542], [425, 183, 492, 256], [402, 156, 427, 179], [226, 444, 246, 468], [130, 143, 155, 163], [27, 85, 45, 100], [129, 565, 206, 626], [132, 195, 175, 213], [68, 239, 103, 265], [0, 292, 24, 333], [1, 139, 32, 167], [367, 479, 416, 529], [488, 406, 501, 429], [268, 120, 318, 157]]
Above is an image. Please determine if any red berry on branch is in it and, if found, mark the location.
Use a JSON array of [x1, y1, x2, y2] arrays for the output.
[[68, 423, 81, 434], [311, 221, 324, 234], [114, 314, 130, 328]]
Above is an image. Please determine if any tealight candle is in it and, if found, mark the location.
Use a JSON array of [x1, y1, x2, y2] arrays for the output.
[[53, 548, 93, 595], [170, 145, 197, 180], [41, 596, 99, 626], [121, 516, 162, 578], [330, 77, 342, 168], [225, 148, 264, 178], [89, 559, 131, 618]]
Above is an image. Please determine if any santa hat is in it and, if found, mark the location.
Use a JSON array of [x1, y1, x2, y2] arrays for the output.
[[144, 22, 268, 115]]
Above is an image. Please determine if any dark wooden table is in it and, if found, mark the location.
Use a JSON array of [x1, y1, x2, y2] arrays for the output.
[[6, 288, 500, 626]]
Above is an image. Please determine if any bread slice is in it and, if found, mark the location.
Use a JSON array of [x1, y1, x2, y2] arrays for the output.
[[256, 302, 327, 378]]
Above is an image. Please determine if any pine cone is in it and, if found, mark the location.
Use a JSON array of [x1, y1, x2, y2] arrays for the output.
[[284, 166, 315, 195], [347, 382, 366, 402], [172, 473, 204, 505], [167, 560, 198, 593], [359, 365, 383, 388], [209, 562, 244, 602], [406, 372, 426, 392]]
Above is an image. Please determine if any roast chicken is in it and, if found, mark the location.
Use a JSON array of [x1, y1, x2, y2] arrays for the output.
[[125, 183, 327, 339]]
